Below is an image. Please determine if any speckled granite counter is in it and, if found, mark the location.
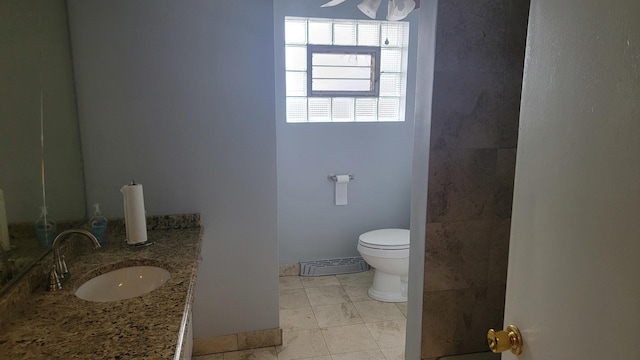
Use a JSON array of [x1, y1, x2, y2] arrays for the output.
[[0, 215, 202, 359]]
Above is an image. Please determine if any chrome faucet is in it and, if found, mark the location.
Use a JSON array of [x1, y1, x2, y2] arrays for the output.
[[49, 229, 101, 291]]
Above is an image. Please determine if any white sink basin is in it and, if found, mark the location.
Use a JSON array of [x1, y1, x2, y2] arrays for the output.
[[75, 266, 170, 302]]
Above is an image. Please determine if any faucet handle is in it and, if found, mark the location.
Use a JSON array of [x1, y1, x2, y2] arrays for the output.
[[49, 266, 61, 291], [59, 255, 69, 279]]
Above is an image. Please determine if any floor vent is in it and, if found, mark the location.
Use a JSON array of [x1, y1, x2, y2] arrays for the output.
[[299, 257, 369, 277]]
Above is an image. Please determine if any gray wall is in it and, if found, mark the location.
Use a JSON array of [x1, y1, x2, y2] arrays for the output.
[[67, 0, 278, 337], [421, 0, 530, 358], [274, 0, 419, 265]]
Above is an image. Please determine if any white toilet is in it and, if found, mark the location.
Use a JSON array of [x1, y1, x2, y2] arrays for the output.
[[357, 228, 410, 302]]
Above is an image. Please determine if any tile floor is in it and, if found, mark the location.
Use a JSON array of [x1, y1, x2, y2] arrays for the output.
[[194, 270, 406, 360]]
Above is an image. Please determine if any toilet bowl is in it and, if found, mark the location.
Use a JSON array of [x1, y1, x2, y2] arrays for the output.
[[357, 228, 410, 302]]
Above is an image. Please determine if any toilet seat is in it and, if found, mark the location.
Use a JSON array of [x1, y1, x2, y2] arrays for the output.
[[358, 229, 409, 250]]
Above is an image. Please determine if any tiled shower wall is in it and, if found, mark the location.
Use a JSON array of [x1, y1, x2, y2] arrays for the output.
[[421, 0, 530, 358]]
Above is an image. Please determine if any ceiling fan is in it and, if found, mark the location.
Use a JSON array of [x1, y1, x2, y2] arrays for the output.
[[321, 0, 419, 21]]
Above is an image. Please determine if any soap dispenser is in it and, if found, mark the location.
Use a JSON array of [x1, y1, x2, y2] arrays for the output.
[[90, 203, 108, 245], [35, 206, 57, 248]]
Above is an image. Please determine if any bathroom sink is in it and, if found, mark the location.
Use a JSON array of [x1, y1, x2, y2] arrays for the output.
[[75, 266, 170, 302]]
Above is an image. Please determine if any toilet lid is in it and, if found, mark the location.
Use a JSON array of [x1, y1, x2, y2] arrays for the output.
[[358, 229, 410, 249]]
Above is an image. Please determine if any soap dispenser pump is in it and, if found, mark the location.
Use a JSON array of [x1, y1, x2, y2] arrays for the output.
[[90, 203, 108, 245], [35, 205, 57, 248]]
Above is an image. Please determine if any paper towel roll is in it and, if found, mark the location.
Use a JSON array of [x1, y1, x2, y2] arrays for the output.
[[0, 189, 9, 251], [335, 175, 350, 206], [120, 182, 147, 245]]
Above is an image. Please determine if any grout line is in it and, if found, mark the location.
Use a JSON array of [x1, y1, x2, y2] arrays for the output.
[[316, 306, 332, 357], [363, 317, 384, 351]]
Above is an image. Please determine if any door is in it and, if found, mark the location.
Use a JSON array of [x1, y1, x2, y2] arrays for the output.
[[501, 0, 640, 359]]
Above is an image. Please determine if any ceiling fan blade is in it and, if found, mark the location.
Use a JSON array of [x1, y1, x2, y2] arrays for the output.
[[321, 0, 348, 7]]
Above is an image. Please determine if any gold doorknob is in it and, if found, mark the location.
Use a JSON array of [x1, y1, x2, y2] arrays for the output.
[[487, 325, 523, 355]]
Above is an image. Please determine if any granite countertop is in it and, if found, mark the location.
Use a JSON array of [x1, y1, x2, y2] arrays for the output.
[[0, 217, 202, 359]]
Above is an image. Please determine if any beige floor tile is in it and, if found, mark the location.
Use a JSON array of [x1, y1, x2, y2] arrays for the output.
[[280, 264, 300, 277], [280, 288, 311, 309], [330, 349, 387, 360], [280, 307, 319, 331], [223, 347, 277, 360], [365, 319, 407, 348], [277, 276, 407, 359], [380, 346, 405, 360], [395, 302, 408, 317], [312, 303, 363, 327], [280, 276, 304, 290], [335, 270, 374, 285], [321, 324, 378, 354], [353, 301, 405, 323], [305, 286, 350, 306], [342, 283, 372, 303], [300, 276, 341, 288], [192, 354, 224, 360], [276, 329, 330, 360]]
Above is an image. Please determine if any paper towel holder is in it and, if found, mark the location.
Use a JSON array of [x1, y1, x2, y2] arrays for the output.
[[121, 179, 153, 248], [328, 173, 355, 182], [122, 239, 155, 248]]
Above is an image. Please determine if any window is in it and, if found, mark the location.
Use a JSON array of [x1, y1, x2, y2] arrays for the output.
[[307, 45, 380, 97], [285, 17, 410, 123]]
